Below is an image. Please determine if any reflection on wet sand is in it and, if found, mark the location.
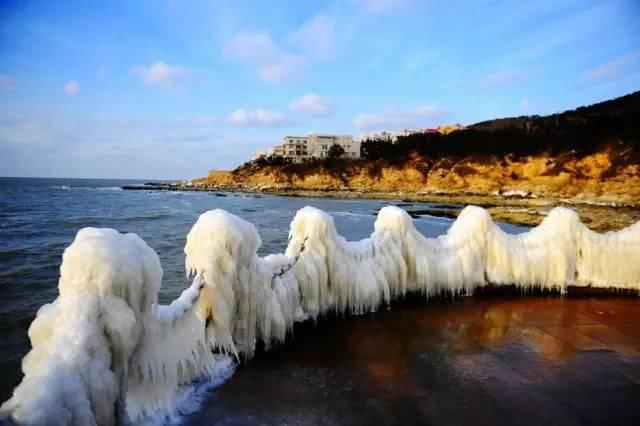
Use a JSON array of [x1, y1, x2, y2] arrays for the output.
[[189, 296, 640, 425]]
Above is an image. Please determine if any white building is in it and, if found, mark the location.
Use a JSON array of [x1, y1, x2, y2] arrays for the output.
[[267, 144, 285, 157], [269, 134, 360, 162], [251, 150, 267, 161], [360, 131, 398, 143], [307, 134, 360, 159], [281, 136, 310, 161]]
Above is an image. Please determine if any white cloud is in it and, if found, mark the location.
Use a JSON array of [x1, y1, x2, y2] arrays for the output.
[[480, 70, 527, 89], [224, 31, 280, 64], [224, 15, 335, 82], [351, 0, 411, 14], [0, 112, 270, 178], [289, 94, 333, 117], [354, 105, 450, 131], [224, 31, 303, 82], [259, 55, 304, 82], [227, 108, 287, 127], [291, 15, 335, 60], [131, 61, 190, 89], [64, 80, 80, 96], [0, 74, 16, 91], [582, 49, 640, 83]]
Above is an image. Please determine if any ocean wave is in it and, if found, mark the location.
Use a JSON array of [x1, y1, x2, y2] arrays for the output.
[[63, 212, 175, 224], [413, 214, 454, 224], [117, 213, 175, 222], [51, 185, 124, 192], [72, 186, 121, 191], [330, 211, 372, 218], [0, 248, 27, 260], [96, 186, 123, 191], [0, 241, 67, 262], [133, 356, 235, 426], [0, 263, 38, 279]]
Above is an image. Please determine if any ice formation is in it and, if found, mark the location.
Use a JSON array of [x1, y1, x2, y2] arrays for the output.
[[2, 205, 640, 425]]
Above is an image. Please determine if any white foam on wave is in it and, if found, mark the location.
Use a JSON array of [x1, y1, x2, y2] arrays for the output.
[[131, 356, 235, 426], [96, 187, 124, 191], [51, 185, 124, 192], [330, 211, 372, 219], [412, 214, 454, 226]]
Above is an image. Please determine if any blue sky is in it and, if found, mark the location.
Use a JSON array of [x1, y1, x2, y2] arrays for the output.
[[1, 0, 639, 179]]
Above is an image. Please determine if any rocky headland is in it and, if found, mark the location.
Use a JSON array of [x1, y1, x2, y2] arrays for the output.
[[138, 91, 640, 232]]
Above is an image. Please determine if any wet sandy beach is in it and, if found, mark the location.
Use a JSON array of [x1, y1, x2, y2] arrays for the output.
[[189, 295, 640, 426]]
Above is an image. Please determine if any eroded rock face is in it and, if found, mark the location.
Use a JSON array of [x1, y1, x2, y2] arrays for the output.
[[196, 150, 640, 208]]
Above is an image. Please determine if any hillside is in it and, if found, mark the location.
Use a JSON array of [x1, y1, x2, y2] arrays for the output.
[[471, 90, 640, 132], [195, 91, 640, 213]]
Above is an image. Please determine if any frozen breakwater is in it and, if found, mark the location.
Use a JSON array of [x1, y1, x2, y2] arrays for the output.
[[2, 205, 640, 425]]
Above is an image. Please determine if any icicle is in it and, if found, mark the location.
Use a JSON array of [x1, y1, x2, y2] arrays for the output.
[[3, 205, 640, 426], [1, 228, 160, 426]]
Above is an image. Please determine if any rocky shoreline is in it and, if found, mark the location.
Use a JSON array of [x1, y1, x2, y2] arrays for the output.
[[123, 182, 640, 232]]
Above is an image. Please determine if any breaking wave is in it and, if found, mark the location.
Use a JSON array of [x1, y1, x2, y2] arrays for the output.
[[50, 185, 123, 192]]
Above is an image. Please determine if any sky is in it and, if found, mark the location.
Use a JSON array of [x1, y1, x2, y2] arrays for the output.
[[1, 0, 639, 179]]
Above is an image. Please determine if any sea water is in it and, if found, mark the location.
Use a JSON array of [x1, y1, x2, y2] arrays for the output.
[[0, 177, 526, 407]]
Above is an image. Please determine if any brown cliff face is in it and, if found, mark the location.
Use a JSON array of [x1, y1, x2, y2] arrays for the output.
[[193, 91, 640, 231], [196, 149, 640, 206]]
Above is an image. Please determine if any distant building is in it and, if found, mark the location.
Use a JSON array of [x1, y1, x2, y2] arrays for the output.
[[268, 134, 360, 162], [268, 144, 285, 157], [402, 129, 422, 136], [438, 123, 465, 135], [358, 125, 465, 145], [308, 134, 360, 159], [281, 136, 310, 161], [361, 131, 398, 142], [251, 150, 267, 161]]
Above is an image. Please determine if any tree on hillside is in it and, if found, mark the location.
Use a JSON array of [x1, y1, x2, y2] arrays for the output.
[[327, 144, 345, 159]]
